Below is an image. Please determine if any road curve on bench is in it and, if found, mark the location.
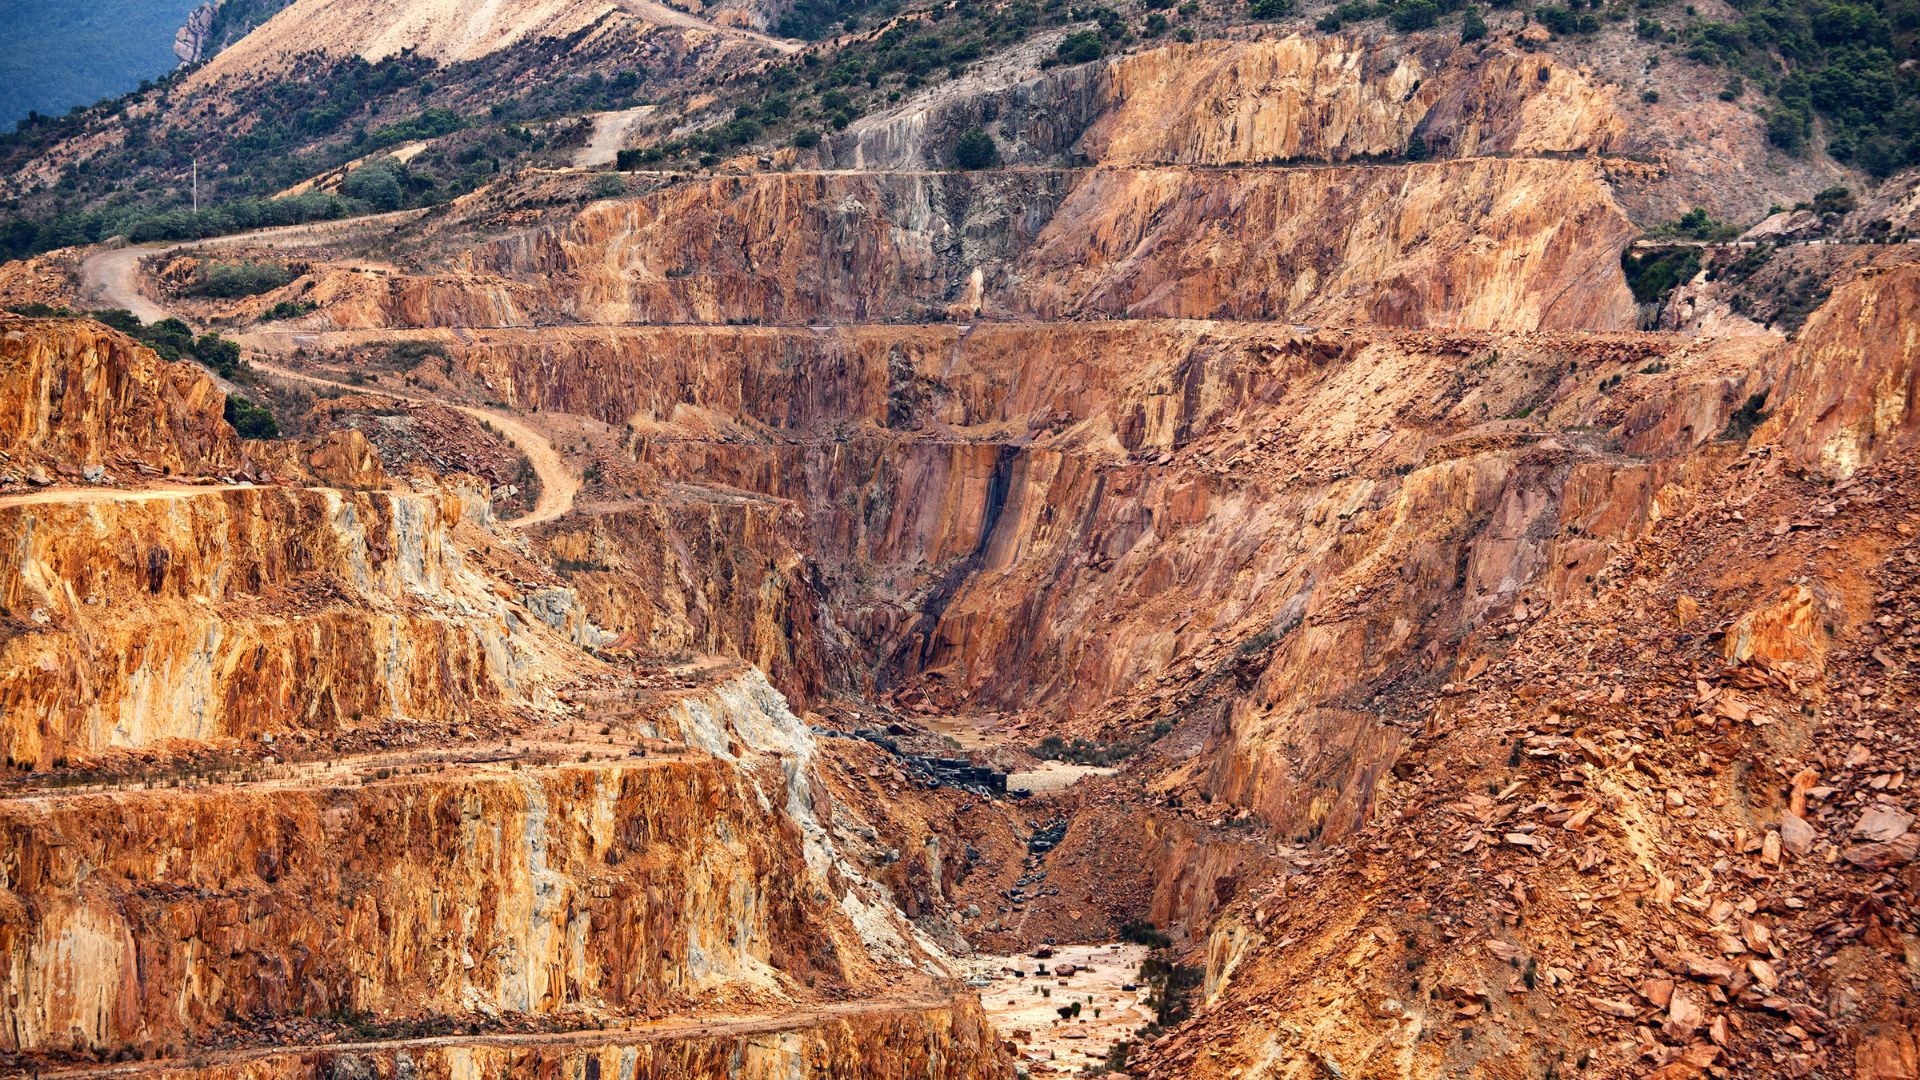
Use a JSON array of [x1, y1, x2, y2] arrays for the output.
[[615, 0, 801, 53], [251, 359, 579, 528], [78, 245, 174, 325], [0, 482, 262, 510], [76, 227, 580, 529], [37, 996, 957, 1079]]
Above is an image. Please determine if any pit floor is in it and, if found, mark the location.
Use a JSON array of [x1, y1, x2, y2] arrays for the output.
[[965, 942, 1154, 1075]]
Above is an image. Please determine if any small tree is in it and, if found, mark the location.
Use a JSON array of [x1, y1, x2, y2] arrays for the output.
[[341, 160, 405, 211], [953, 127, 999, 169], [194, 333, 242, 378], [1248, 0, 1293, 17], [1391, 0, 1440, 30], [1461, 5, 1488, 40], [1767, 107, 1810, 153], [1055, 31, 1106, 64], [224, 395, 279, 439], [1812, 186, 1856, 215]]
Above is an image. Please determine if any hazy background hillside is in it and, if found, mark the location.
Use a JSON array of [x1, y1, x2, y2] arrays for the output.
[[0, 0, 200, 126]]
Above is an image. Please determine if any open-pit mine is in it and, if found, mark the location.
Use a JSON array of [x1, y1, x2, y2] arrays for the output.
[[0, 4, 1916, 1079]]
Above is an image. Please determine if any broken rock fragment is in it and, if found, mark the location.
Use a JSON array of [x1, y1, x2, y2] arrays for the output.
[[1780, 811, 1817, 857], [1842, 834, 1919, 870], [1851, 804, 1913, 843]]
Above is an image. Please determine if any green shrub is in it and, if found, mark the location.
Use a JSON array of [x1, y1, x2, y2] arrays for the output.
[[94, 315, 244, 380], [1461, 5, 1488, 40], [384, 340, 447, 368], [952, 127, 999, 169], [1390, 0, 1440, 30], [1719, 391, 1769, 441], [3, 302, 76, 318], [190, 261, 296, 299], [1671, 0, 1918, 175], [1248, 0, 1294, 18], [1535, 5, 1598, 34], [1812, 186, 1856, 215], [1055, 31, 1106, 64], [193, 333, 243, 378], [1766, 105, 1811, 153], [1137, 955, 1203, 1029], [1120, 921, 1173, 948], [367, 106, 463, 147], [1317, 0, 1385, 30], [140, 317, 195, 360], [1659, 207, 1739, 241], [224, 394, 280, 438], [1029, 732, 1143, 765], [262, 299, 317, 321], [1620, 247, 1701, 305], [341, 159, 407, 211]]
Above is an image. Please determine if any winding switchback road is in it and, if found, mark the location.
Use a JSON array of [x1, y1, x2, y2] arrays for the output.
[[615, 0, 801, 53], [76, 230, 580, 529], [250, 358, 578, 527]]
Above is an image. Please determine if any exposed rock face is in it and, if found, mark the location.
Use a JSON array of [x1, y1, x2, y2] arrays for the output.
[[0, 315, 1022, 1079], [824, 35, 1623, 169], [0, 483, 567, 766], [532, 499, 839, 703], [0, 755, 825, 1053], [0, 318, 242, 476], [0, 321, 590, 769], [359, 160, 1635, 330], [1010, 159, 1634, 328], [173, 2, 216, 64], [119, 1000, 1006, 1080], [1759, 264, 1920, 479], [1119, 262, 1920, 1079], [299, 427, 391, 488], [14, 22, 1920, 1080], [287, 323, 1720, 730], [237, 33, 1920, 1076], [0, 252, 82, 313], [190, 0, 629, 81], [283, 34, 1638, 343]]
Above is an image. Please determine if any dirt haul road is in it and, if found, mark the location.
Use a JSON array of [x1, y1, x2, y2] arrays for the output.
[[37, 997, 956, 1079], [77, 229, 580, 528], [250, 358, 579, 527]]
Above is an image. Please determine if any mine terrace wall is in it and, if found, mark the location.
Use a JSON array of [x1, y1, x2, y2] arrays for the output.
[[0, 759, 839, 1057]]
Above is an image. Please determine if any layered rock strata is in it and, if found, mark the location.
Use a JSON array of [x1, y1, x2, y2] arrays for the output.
[[306, 159, 1635, 331], [0, 320, 1003, 1078], [823, 35, 1624, 169]]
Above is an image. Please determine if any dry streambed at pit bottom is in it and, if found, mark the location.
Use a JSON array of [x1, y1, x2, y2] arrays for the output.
[[1007, 762, 1118, 794], [922, 714, 1119, 794], [964, 943, 1152, 1076]]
